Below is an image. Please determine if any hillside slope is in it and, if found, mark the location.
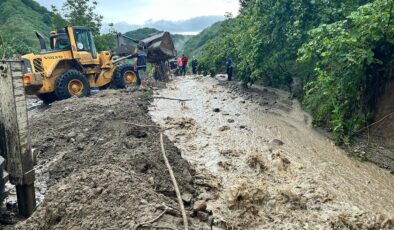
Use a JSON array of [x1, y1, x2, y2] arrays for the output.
[[183, 21, 223, 57], [0, 0, 52, 57]]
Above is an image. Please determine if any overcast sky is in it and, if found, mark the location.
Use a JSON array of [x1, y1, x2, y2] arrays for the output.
[[36, 0, 240, 25]]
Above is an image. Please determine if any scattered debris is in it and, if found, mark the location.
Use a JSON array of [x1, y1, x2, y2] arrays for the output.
[[268, 139, 284, 146], [193, 200, 207, 213], [219, 126, 230, 132]]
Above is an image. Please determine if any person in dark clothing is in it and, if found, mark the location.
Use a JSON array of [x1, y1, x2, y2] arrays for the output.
[[135, 47, 147, 89], [181, 54, 188, 76], [226, 58, 233, 81], [191, 56, 198, 75]]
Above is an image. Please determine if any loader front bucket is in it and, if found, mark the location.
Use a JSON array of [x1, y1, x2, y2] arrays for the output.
[[142, 32, 177, 63]]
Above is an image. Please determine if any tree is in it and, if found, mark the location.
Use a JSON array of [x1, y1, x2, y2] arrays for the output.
[[50, 5, 68, 29], [299, 0, 394, 143], [51, 0, 103, 35]]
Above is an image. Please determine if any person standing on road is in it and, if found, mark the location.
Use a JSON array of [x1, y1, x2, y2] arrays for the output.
[[226, 58, 233, 81], [177, 56, 183, 76], [191, 56, 198, 75], [134, 47, 147, 89], [181, 54, 189, 76]]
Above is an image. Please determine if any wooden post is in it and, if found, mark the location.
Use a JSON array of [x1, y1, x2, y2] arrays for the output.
[[0, 60, 36, 218]]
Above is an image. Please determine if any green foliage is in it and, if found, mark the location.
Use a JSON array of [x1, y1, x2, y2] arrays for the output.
[[195, 0, 393, 143], [0, 0, 53, 57], [183, 21, 223, 57], [299, 0, 394, 143], [55, 0, 103, 35], [197, 0, 370, 85], [125, 28, 161, 40], [50, 5, 68, 29]]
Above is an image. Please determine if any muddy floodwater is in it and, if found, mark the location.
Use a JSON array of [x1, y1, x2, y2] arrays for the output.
[[150, 76, 394, 229]]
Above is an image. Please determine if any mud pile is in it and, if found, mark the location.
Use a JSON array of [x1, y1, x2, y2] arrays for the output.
[[10, 89, 207, 229]]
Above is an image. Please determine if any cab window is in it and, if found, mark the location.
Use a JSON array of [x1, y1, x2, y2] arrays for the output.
[[75, 29, 91, 52], [74, 29, 97, 58]]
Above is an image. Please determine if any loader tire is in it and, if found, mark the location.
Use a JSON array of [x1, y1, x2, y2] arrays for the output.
[[37, 93, 57, 104], [113, 64, 140, 89], [55, 70, 90, 100]]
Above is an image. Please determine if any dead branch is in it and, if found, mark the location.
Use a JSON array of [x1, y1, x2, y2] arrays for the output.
[[134, 204, 171, 230], [354, 111, 394, 135], [153, 96, 192, 102], [160, 132, 189, 230]]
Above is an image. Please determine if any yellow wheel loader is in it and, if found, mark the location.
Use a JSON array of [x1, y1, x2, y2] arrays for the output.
[[22, 26, 176, 103]]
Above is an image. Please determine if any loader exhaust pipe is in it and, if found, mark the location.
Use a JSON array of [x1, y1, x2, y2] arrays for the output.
[[35, 32, 47, 52]]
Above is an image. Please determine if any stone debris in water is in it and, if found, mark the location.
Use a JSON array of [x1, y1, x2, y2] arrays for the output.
[[269, 139, 284, 146], [219, 125, 230, 132], [193, 200, 208, 212], [182, 193, 193, 205]]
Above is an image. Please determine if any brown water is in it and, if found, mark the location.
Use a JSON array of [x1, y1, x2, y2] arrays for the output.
[[150, 76, 394, 229]]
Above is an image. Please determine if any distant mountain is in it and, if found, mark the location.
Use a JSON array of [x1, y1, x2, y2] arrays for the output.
[[102, 15, 225, 34], [0, 0, 53, 57]]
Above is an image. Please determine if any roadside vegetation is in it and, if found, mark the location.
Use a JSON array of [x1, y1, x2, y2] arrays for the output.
[[196, 0, 394, 144]]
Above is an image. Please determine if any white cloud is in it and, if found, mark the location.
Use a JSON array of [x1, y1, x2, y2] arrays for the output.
[[36, 0, 240, 24]]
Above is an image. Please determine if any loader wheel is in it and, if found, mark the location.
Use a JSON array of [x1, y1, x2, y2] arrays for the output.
[[55, 70, 90, 100], [113, 64, 140, 89], [37, 93, 57, 104]]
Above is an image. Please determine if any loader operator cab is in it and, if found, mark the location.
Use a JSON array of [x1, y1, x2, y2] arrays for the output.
[[49, 27, 97, 59]]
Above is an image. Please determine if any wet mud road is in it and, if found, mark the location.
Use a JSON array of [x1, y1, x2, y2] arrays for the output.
[[150, 76, 394, 229]]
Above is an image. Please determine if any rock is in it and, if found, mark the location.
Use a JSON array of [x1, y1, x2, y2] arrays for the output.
[[197, 192, 213, 201], [6, 201, 17, 210], [197, 211, 210, 222], [227, 119, 235, 123], [240, 100, 246, 104], [193, 200, 207, 212], [77, 144, 85, 151], [127, 129, 148, 139], [67, 131, 77, 139], [269, 139, 284, 146], [239, 125, 247, 129], [106, 110, 115, 115], [213, 108, 220, 113], [140, 199, 149, 205], [97, 138, 105, 144], [235, 113, 241, 117], [75, 134, 86, 143], [94, 187, 103, 195], [219, 126, 230, 132], [182, 193, 193, 204]]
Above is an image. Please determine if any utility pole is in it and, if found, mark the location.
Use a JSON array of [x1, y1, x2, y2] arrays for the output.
[[0, 60, 36, 218]]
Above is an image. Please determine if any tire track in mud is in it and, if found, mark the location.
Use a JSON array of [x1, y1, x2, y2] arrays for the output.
[[150, 75, 394, 229]]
